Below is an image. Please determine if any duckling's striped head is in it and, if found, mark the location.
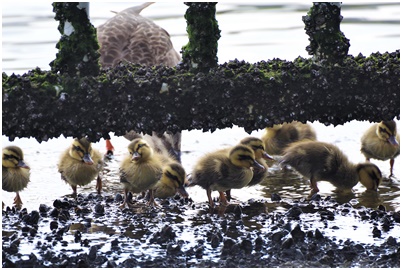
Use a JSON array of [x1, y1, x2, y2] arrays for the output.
[[240, 137, 273, 161], [162, 162, 188, 197], [70, 138, 94, 165], [377, 121, 399, 146], [2, 146, 30, 169], [229, 145, 264, 170], [128, 138, 153, 162], [356, 163, 382, 191]]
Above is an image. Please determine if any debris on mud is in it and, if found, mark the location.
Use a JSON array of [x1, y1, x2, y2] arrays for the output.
[[2, 192, 400, 268]]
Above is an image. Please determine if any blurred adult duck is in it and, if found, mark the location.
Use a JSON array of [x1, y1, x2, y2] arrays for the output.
[[2, 146, 30, 207], [361, 120, 400, 176], [97, 2, 182, 159]]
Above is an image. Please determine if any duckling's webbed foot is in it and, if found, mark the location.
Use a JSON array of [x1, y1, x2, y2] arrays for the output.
[[389, 158, 395, 177], [96, 175, 102, 194], [218, 191, 229, 206], [13, 192, 23, 206], [71, 185, 78, 196], [225, 190, 233, 201]]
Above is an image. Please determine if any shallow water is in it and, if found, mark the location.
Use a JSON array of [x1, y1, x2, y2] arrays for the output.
[[2, 2, 400, 262]]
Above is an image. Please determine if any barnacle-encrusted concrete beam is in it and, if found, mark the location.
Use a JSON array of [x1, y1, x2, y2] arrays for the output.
[[2, 3, 400, 143]]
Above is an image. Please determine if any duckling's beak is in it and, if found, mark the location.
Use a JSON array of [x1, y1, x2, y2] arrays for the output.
[[132, 152, 141, 161], [262, 152, 274, 161], [388, 136, 399, 146], [177, 185, 189, 198], [253, 160, 265, 171], [82, 153, 94, 165], [17, 160, 30, 169]]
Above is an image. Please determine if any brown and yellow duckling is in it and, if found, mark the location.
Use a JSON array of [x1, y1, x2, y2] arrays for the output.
[[225, 137, 274, 201], [2, 146, 30, 207], [119, 138, 165, 207], [188, 144, 265, 207], [153, 162, 188, 199], [281, 141, 382, 196], [361, 120, 400, 176], [262, 121, 317, 156], [58, 138, 103, 195]]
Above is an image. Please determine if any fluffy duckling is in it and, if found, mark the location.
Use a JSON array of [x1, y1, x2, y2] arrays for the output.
[[119, 138, 165, 207], [225, 137, 274, 201], [58, 138, 103, 195], [153, 162, 188, 199], [97, 3, 181, 157], [188, 144, 265, 207], [281, 141, 382, 195], [262, 121, 317, 156], [361, 120, 400, 176], [2, 146, 30, 207]]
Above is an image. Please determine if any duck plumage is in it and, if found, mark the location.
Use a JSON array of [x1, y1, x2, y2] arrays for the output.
[[2, 146, 30, 206], [281, 141, 382, 195], [189, 144, 264, 207], [361, 120, 400, 176], [58, 138, 103, 195], [119, 138, 166, 206], [153, 161, 188, 199], [97, 3, 182, 160], [262, 121, 317, 156]]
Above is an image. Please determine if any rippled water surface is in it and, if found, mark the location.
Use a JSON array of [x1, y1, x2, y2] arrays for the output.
[[2, 2, 400, 255]]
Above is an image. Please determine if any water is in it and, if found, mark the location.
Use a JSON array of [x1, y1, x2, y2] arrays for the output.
[[2, 1, 400, 250]]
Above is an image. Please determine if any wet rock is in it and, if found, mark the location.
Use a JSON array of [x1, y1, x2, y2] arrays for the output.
[[281, 236, 294, 249], [320, 210, 335, 220], [88, 245, 98, 261], [39, 204, 50, 213], [291, 224, 305, 242], [74, 230, 82, 243], [314, 228, 324, 239], [286, 206, 303, 219], [271, 193, 281, 202], [310, 193, 321, 201], [94, 203, 105, 215], [386, 236, 397, 246], [272, 230, 288, 243], [372, 227, 381, 238], [240, 239, 253, 254], [50, 221, 58, 230], [22, 210, 40, 225]]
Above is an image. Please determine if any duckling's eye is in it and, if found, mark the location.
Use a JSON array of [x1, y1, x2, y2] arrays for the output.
[[379, 127, 391, 137], [238, 155, 253, 161], [165, 171, 180, 182], [74, 146, 84, 153], [3, 154, 16, 160]]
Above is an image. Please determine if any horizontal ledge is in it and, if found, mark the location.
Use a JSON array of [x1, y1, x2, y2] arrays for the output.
[[2, 51, 400, 142]]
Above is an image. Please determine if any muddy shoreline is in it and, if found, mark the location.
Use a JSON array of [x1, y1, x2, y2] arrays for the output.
[[2, 191, 399, 268]]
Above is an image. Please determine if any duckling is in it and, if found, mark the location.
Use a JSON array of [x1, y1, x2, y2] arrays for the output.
[[2, 146, 30, 207], [262, 121, 317, 156], [361, 120, 400, 176], [188, 144, 265, 207], [58, 138, 103, 195], [119, 138, 165, 207], [97, 3, 181, 157], [225, 137, 274, 201], [281, 141, 382, 195], [153, 162, 188, 199]]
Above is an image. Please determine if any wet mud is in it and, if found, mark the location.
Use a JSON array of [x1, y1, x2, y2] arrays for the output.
[[2, 190, 399, 268]]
